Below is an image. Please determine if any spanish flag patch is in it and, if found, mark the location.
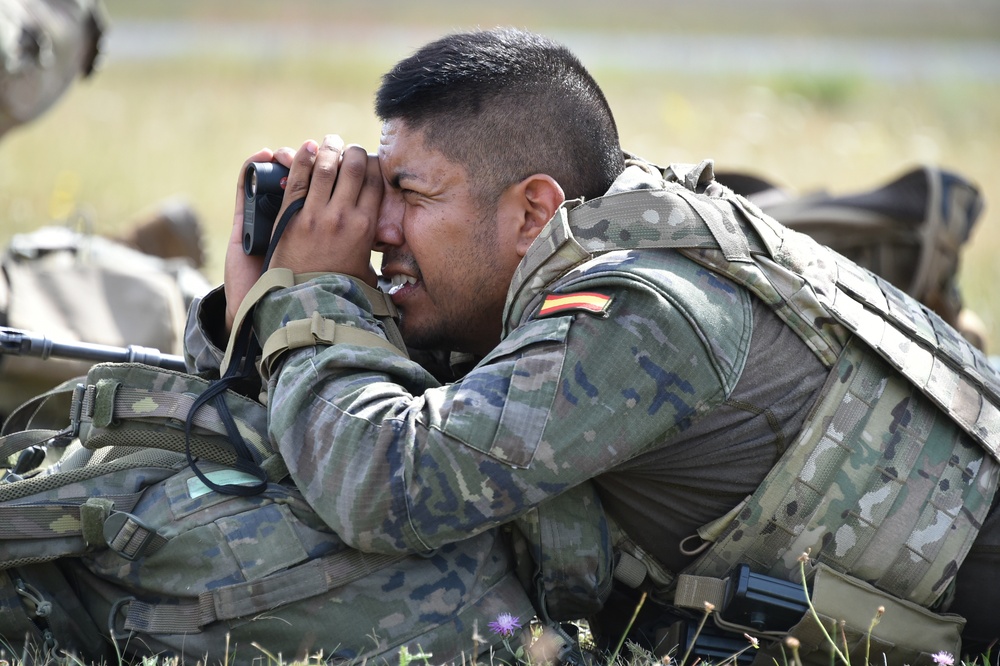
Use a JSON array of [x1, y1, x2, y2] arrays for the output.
[[537, 292, 613, 318]]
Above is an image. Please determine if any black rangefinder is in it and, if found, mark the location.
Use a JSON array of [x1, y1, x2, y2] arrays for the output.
[[242, 162, 290, 255]]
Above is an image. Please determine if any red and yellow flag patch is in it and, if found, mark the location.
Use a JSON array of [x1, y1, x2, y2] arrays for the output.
[[537, 291, 613, 318]]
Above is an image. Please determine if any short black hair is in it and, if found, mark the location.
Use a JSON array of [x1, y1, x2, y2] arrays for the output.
[[375, 28, 624, 206]]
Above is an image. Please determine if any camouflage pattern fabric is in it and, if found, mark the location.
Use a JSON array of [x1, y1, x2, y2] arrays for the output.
[[235, 162, 756, 620], [0, 361, 537, 664], [248, 227, 750, 554], [686, 337, 998, 606], [230, 153, 1000, 649]]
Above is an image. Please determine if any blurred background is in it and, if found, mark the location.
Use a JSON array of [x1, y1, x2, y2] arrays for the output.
[[1, 0, 998, 349]]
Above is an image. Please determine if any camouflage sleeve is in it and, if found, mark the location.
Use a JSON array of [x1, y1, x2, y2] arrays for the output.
[[255, 268, 749, 554], [182, 285, 227, 375]]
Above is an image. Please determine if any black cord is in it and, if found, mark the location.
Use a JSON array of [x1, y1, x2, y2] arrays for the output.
[[183, 199, 306, 496]]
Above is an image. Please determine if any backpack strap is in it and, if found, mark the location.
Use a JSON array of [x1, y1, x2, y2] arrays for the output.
[[74, 363, 288, 483], [0, 449, 182, 569], [118, 549, 406, 636], [0, 378, 82, 476]]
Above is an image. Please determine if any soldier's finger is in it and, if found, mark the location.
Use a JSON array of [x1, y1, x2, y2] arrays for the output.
[[305, 135, 345, 209], [273, 146, 296, 168], [355, 152, 383, 214], [330, 145, 371, 208], [282, 139, 319, 204]]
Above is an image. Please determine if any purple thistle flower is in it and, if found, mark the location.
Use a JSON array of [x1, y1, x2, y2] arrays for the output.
[[932, 652, 955, 666], [488, 613, 522, 638]]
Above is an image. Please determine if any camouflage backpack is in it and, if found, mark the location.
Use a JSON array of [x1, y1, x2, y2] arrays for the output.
[[0, 359, 536, 664]]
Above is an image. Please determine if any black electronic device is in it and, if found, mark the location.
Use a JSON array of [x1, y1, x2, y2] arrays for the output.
[[242, 161, 289, 255], [721, 563, 809, 631]]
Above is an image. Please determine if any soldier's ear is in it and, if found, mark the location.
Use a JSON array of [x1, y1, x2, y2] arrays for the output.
[[511, 174, 565, 257]]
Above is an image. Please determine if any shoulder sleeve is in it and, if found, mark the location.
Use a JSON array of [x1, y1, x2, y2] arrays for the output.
[[182, 285, 227, 375]]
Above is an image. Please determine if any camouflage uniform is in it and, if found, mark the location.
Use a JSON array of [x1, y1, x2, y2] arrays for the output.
[[190, 156, 1000, 662], [169, 302, 539, 665]]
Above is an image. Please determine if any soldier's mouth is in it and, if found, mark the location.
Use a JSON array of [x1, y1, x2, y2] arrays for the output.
[[385, 272, 421, 301], [386, 273, 417, 294]]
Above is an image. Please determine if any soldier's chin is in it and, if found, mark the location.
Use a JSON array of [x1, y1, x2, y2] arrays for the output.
[[398, 319, 451, 353]]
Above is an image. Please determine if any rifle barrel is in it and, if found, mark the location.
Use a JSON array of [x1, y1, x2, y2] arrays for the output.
[[0, 327, 187, 372]]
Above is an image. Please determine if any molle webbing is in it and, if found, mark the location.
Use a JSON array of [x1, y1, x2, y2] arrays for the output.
[[830, 257, 1000, 460], [73, 363, 286, 482], [552, 169, 1000, 461], [684, 338, 999, 607], [548, 167, 1000, 611]]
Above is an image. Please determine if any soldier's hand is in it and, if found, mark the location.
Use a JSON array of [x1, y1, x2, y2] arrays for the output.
[[268, 135, 382, 286], [223, 146, 295, 335]]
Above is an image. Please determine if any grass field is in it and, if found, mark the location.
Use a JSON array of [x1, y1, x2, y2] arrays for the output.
[[0, 0, 998, 356]]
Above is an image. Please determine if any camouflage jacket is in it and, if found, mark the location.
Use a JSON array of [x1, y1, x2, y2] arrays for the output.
[[191, 167, 752, 559], [188, 154, 1000, 637], [182, 303, 539, 662], [185, 160, 769, 620]]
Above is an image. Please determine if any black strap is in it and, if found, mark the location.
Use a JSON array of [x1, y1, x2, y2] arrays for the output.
[[183, 199, 306, 496]]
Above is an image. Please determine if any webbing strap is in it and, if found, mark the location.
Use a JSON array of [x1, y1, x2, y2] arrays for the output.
[[103, 511, 168, 560], [0, 376, 81, 437], [222, 270, 409, 381], [259, 312, 405, 380], [612, 551, 647, 589], [352, 278, 409, 355], [674, 187, 752, 263], [124, 550, 405, 634], [0, 504, 96, 539], [220, 268, 296, 376], [0, 428, 65, 463], [81, 384, 263, 452], [0, 495, 142, 550], [673, 574, 728, 611], [350, 277, 400, 319]]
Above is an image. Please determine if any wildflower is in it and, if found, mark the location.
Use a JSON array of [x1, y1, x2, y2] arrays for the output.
[[703, 601, 716, 613], [488, 612, 522, 638], [744, 633, 760, 649], [931, 651, 954, 666]]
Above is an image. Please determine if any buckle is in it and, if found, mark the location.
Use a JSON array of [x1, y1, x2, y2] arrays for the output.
[[103, 511, 161, 561], [108, 596, 135, 641], [68, 383, 86, 439]]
